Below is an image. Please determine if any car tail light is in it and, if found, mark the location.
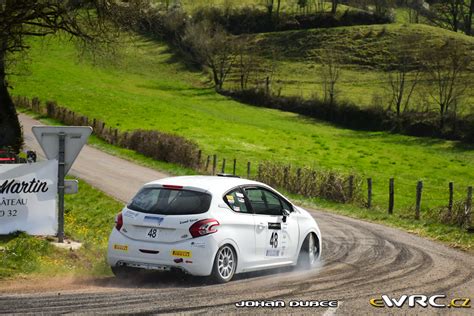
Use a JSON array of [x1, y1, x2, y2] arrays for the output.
[[115, 212, 123, 231], [189, 219, 220, 238]]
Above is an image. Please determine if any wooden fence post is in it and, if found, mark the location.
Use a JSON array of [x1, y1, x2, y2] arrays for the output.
[[388, 178, 394, 214], [415, 181, 423, 220], [296, 168, 301, 193], [233, 159, 236, 176], [367, 178, 372, 209], [466, 186, 472, 230], [448, 182, 454, 216], [212, 155, 217, 175], [197, 150, 202, 168], [348, 175, 354, 201], [247, 161, 251, 179], [283, 166, 289, 189], [205, 155, 210, 171], [257, 163, 262, 180], [221, 158, 226, 174]]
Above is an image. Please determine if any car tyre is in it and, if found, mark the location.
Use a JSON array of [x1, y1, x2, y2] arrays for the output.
[[210, 245, 237, 283], [297, 233, 319, 269]]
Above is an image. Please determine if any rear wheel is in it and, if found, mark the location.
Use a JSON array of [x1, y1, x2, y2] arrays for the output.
[[297, 233, 319, 269], [210, 245, 237, 283]]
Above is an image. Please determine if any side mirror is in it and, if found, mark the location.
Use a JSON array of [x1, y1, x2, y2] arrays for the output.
[[282, 209, 290, 217]]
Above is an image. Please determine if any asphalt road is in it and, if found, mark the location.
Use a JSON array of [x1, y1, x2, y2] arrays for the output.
[[0, 114, 472, 315]]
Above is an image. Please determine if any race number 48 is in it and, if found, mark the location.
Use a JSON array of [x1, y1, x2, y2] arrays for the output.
[[270, 232, 278, 248]]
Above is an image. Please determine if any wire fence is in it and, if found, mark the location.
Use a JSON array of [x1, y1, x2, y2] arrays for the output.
[[15, 95, 474, 231]]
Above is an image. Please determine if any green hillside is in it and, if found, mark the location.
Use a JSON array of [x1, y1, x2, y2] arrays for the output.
[[10, 35, 474, 214], [232, 24, 474, 108]]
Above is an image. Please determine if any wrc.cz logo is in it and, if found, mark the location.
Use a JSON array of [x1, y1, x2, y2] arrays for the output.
[[370, 295, 471, 308]]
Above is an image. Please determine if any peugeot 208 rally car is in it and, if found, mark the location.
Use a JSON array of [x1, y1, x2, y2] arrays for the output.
[[107, 175, 322, 283]]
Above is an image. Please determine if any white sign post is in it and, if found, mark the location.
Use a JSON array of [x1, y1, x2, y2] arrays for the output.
[[0, 160, 58, 235], [32, 126, 92, 242]]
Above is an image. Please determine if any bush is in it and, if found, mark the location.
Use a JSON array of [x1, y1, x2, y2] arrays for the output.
[[256, 161, 362, 203], [192, 7, 392, 35], [221, 89, 474, 144], [14, 97, 201, 169]]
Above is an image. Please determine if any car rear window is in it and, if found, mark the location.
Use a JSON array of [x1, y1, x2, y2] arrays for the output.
[[128, 187, 212, 215]]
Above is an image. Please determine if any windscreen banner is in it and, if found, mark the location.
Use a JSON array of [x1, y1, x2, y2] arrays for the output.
[[0, 160, 58, 235]]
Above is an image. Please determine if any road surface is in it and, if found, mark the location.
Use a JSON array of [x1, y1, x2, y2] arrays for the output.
[[0, 114, 472, 315]]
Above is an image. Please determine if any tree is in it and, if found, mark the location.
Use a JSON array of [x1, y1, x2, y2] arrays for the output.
[[386, 34, 422, 116], [421, 0, 474, 34], [320, 49, 342, 105], [183, 21, 237, 91], [422, 39, 471, 129], [331, 0, 338, 15], [463, 0, 474, 35], [0, 0, 120, 152]]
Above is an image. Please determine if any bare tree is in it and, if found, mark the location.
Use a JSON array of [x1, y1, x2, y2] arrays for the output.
[[386, 35, 422, 116], [236, 40, 259, 91], [463, 0, 474, 35], [331, 0, 338, 15], [320, 49, 342, 105], [422, 39, 472, 129], [0, 0, 123, 152], [184, 21, 237, 91], [421, 0, 470, 33]]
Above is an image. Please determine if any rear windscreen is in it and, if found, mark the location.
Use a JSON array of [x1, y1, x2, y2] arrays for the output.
[[127, 188, 212, 215]]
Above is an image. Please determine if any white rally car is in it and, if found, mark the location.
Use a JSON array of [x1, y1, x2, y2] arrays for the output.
[[107, 175, 321, 283]]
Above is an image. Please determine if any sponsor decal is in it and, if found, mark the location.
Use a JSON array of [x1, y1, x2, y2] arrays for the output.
[[268, 222, 281, 230], [235, 192, 244, 198], [226, 195, 235, 203], [144, 216, 164, 225], [171, 249, 192, 258], [123, 210, 139, 219], [179, 219, 198, 224], [191, 241, 206, 248], [113, 244, 128, 251], [266, 249, 280, 257], [236, 300, 338, 308], [370, 295, 471, 309]]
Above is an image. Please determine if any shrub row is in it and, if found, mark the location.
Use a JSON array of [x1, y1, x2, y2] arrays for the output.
[[192, 6, 393, 35], [222, 89, 474, 144], [256, 161, 362, 204], [13, 96, 201, 169]]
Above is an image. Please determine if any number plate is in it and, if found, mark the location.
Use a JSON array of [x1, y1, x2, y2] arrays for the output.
[[146, 227, 159, 239]]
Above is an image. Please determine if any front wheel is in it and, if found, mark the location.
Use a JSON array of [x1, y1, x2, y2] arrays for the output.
[[210, 245, 237, 283], [297, 233, 319, 269]]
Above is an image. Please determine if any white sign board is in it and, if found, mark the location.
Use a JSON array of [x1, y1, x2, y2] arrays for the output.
[[32, 126, 92, 174], [0, 160, 58, 235]]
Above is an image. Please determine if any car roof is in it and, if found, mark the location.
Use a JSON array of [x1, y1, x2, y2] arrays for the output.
[[145, 175, 264, 195]]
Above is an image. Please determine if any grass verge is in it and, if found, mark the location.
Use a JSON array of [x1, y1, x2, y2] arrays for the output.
[[0, 180, 123, 279]]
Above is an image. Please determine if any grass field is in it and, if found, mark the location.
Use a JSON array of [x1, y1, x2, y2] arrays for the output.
[[235, 23, 474, 109], [10, 35, 474, 215], [0, 180, 121, 279]]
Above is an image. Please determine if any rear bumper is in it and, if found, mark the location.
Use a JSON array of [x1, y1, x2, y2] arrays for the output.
[[107, 228, 218, 276]]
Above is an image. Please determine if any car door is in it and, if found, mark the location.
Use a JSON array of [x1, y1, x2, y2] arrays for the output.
[[243, 186, 299, 265], [222, 187, 259, 267]]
